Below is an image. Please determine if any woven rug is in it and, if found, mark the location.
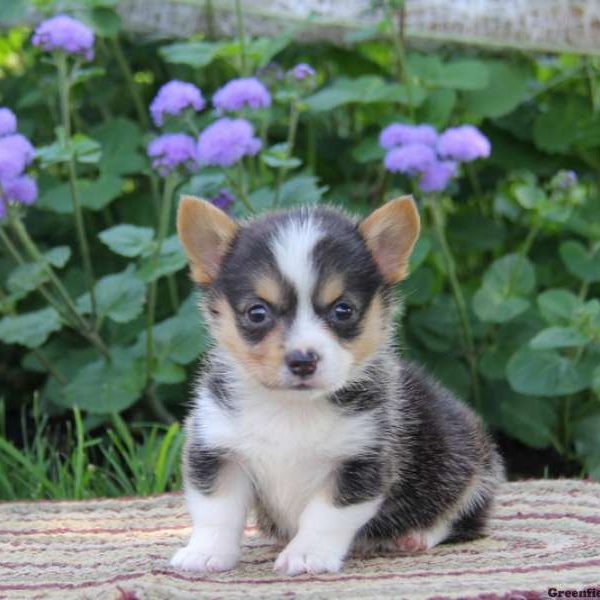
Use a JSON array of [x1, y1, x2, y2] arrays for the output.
[[1, 480, 599, 600]]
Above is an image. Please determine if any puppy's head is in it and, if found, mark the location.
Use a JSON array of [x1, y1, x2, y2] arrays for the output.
[[178, 197, 419, 394]]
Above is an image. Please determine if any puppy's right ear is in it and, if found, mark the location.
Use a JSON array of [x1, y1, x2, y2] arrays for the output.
[[177, 195, 239, 285]]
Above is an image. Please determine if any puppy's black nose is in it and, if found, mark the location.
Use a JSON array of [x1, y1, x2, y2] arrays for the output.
[[285, 350, 319, 378]]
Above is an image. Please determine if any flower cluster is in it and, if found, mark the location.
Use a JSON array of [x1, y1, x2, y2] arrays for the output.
[[291, 63, 315, 81], [380, 122, 490, 192], [147, 133, 199, 177], [150, 80, 205, 126], [197, 118, 261, 167], [32, 15, 95, 61], [213, 77, 271, 112], [0, 108, 37, 220]]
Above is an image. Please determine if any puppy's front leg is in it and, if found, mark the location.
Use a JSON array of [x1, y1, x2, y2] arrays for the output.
[[171, 457, 252, 573], [274, 457, 385, 576]]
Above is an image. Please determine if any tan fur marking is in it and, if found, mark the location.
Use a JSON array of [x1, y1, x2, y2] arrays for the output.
[[359, 196, 420, 284], [177, 195, 238, 285], [344, 295, 386, 364], [255, 275, 283, 306], [317, 275, 345, 307], [213, 298, 286, 388]]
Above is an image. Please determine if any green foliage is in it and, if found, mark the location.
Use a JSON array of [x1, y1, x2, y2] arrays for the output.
[[1, 3, 600, 500]]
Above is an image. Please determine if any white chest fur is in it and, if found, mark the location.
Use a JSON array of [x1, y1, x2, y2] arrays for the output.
[[194, 387, 376, 536]]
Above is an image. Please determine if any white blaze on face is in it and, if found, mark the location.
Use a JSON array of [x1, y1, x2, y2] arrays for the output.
[[271, 214, 354, 391]]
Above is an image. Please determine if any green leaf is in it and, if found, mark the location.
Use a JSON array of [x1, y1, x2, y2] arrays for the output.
[[261, 144, 302, 169], [473, 254, 535, 323], [0, 307, 62, 349], [135, 294, 208, 367], [159, 41, 223, 67], [473, 286, 530, 323], [6, 262, 48, 298], [497, 390, 559, 449], [463, 60, 530, 118], [418, 88, 456, 128], [57, 346, 146, 414], [529, 326, 590, 350], [77, 266, 146, 324], [99, 224, 155, 258], [447, 212, 506, 251], [409, 236, 431, 271], [183, 172, 227, 199], [512, 183, 547, 210], [137, 236, 187, 283], [592, 366, 600, 400], [537, 289, 582, 325], [305, 76, 424, 112], [507, 348, 593, 396], [400, 266, 436, 306], [351, 137, 385, 163], [90, 7, 121, 36], [92, 118, 144, 176], [45, 246, 72, 268], [37, 133, 102, 167], [573, 415, 600, 480], [5, 247, 71, 300], [154, 361, 186, 384], [559, 240, 600, 283], [279, 175, 327, 206], [533, 95, 600, 154], [435, 59, 490, 90], [37, 175, 123, 213]]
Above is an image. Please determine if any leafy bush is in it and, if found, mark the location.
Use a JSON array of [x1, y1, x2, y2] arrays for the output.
[[0, 1, 599, 495]]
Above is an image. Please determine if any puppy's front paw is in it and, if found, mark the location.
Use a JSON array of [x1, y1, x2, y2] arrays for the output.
[[274, 542, 344, 576], [170, 543, 240, 572]]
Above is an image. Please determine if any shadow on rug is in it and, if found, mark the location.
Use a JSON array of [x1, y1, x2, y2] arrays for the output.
[[1, 480, 599, 599]]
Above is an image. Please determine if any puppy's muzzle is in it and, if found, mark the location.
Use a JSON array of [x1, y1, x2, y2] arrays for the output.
[[285, 349, 320, 378]]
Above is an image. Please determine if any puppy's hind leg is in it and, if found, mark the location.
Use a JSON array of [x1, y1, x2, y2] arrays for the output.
[[171, 458, 253, 573]]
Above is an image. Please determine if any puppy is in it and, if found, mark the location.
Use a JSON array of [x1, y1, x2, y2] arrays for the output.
[[171, 195, 504, 576]]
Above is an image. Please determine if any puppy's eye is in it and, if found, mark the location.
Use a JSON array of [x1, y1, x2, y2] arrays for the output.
[[247, 304, 269, 324], [332, 302, 354, 321]]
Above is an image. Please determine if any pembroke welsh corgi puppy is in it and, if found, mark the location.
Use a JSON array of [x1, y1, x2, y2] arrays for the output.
[[171, 195, 503, 576]]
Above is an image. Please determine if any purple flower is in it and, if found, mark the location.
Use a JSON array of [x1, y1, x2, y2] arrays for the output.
[[419, 161, 458, 193], [383, 143, 437, 175], [147, 133, 199, 176], [2, 175, 38, 205], [0, 108, 17, 137], [150, 80, 206, 127], [213, 78, 271, 112], [32, 15, 95, 61], [210, 188, 236, 212], [197, 118, 261, 167], [292, 63, 315, 80], [551, 170, 577, 190], [379, 123, 438, 149], [0, 146, 27, 181], [437, 125, 490, 162]]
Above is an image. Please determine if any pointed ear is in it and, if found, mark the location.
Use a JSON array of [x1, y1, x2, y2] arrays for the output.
[[359, 195, 420, 284], [177, 195, 239, 285]]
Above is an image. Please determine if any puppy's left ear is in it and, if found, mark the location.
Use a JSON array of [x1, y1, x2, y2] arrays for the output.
[[359, 195, 420, 284], [177, 195, 239, 285]]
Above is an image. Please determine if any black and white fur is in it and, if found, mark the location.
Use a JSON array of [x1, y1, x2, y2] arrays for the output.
[[172, 196, 504, 575]]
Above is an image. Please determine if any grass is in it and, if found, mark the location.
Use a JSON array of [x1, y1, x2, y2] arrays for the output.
[[0, 398, 183, 501]]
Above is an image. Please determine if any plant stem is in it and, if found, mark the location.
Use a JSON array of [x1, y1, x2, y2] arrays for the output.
[[144, 176, 179, 423], [56, 53, 98, 321], [234, 0, 248, 76], [109, 37, 149, 128], [32, 348, 68, 385], [428, 198, 482, 410], [222, 167, 254, 214], [273, 100, 300, 208], [7, 214, 110, 359], [387, 1, 415, 119]]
